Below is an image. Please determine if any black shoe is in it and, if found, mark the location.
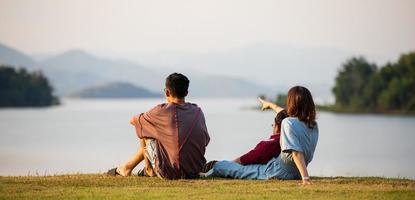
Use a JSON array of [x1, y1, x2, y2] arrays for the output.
[[106, 168, 120, 176], [201, 160, 217, 173], [136, 168, 146, 176]]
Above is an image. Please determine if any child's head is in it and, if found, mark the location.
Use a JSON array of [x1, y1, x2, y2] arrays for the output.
[[273, 109, 288, 134]]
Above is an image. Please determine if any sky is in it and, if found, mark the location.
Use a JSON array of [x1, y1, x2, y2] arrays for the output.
[[0, 0, 414, 63]]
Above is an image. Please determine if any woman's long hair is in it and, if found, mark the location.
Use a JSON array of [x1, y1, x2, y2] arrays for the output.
[[286, 86, 316, 128]]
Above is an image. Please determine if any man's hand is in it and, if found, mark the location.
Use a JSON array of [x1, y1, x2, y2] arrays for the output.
[[130, 116, 138, 126]]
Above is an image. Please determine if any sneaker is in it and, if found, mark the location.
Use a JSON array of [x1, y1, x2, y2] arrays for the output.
[[136, 168, 146, 176], [201, 160, 217, 173]]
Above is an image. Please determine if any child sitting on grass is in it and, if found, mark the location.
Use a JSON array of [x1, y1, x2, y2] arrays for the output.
[[201, 109, 289, 172], [233, 109, 288, 165]]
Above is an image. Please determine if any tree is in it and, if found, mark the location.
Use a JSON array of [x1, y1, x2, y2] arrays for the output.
[[332, 57, 377, 110], [331, 51, 415, 113], [275, 93, 287, 107], [377, 52, 415, 111], [0, 65, 59, 107]]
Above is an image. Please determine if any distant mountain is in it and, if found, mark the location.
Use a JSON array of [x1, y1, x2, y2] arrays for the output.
[[39, 49, 267, 97], [71, 82, 161, 98], [0, 42, 272, 98], [188, 75, 267, 97], [134, 43, 354, 100], [39, 50, 163, 95], [0, 43, 38, 69]]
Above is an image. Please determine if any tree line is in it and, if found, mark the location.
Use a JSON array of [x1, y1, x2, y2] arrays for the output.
[[0, 65, 59, 107], [331, 51, 415, 114]]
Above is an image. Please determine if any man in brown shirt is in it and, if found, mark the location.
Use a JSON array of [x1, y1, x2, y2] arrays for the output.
[[108, 73, 210, 179]]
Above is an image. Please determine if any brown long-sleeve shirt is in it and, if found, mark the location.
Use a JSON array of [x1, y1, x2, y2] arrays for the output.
[[131, 102, 210, 179]]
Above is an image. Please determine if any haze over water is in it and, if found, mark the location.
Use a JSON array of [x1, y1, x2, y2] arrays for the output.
[[1, 98, 414, 179]]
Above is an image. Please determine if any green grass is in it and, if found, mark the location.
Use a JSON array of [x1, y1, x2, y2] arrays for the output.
[[1, 175, 414, 199]]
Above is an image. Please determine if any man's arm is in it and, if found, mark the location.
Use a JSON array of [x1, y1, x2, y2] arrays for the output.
[[292, 151, 312, 185], [130, 105, 163, 140]]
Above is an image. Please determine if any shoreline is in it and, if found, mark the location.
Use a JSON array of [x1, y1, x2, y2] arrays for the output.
[[317, 105, 415, 116], [248, 105, 415, 117]]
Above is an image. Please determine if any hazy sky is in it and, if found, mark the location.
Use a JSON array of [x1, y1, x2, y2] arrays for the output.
[[0, 0, 414, 61]]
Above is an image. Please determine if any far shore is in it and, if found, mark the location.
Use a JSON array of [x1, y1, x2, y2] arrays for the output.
[[316, 105, 415, 116]]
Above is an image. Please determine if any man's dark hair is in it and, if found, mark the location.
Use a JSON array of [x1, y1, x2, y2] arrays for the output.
[[165, 73, 189, 98]]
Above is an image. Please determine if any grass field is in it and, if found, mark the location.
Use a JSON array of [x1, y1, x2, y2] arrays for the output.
[[1, 174, 414, 199]]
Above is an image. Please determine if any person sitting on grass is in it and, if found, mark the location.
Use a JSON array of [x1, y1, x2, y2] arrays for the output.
[[233, 109, 288, 165], [108, 73, 210, 179], [201, 86, 318, 185]]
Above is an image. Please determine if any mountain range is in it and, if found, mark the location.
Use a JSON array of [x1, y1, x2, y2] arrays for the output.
[[0, 43, 38, 69], [0, 41, 357, 101], [0, 43, 268, 98], [132, 43, 355, 101]]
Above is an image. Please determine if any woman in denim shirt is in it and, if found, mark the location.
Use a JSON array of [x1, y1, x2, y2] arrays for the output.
[[203, 86, 318, 185]]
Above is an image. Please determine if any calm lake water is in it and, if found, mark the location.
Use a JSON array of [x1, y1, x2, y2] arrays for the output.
[[1, 98, 414, 179]]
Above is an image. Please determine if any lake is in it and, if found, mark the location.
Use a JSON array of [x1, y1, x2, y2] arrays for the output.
[[1, 98, 414, 179]]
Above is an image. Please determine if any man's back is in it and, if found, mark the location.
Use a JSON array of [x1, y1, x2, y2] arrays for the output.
[[132, 102, 210, 179]]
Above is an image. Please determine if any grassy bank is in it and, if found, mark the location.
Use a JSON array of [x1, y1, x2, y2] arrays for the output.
[[1, 175, 414, 199]]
